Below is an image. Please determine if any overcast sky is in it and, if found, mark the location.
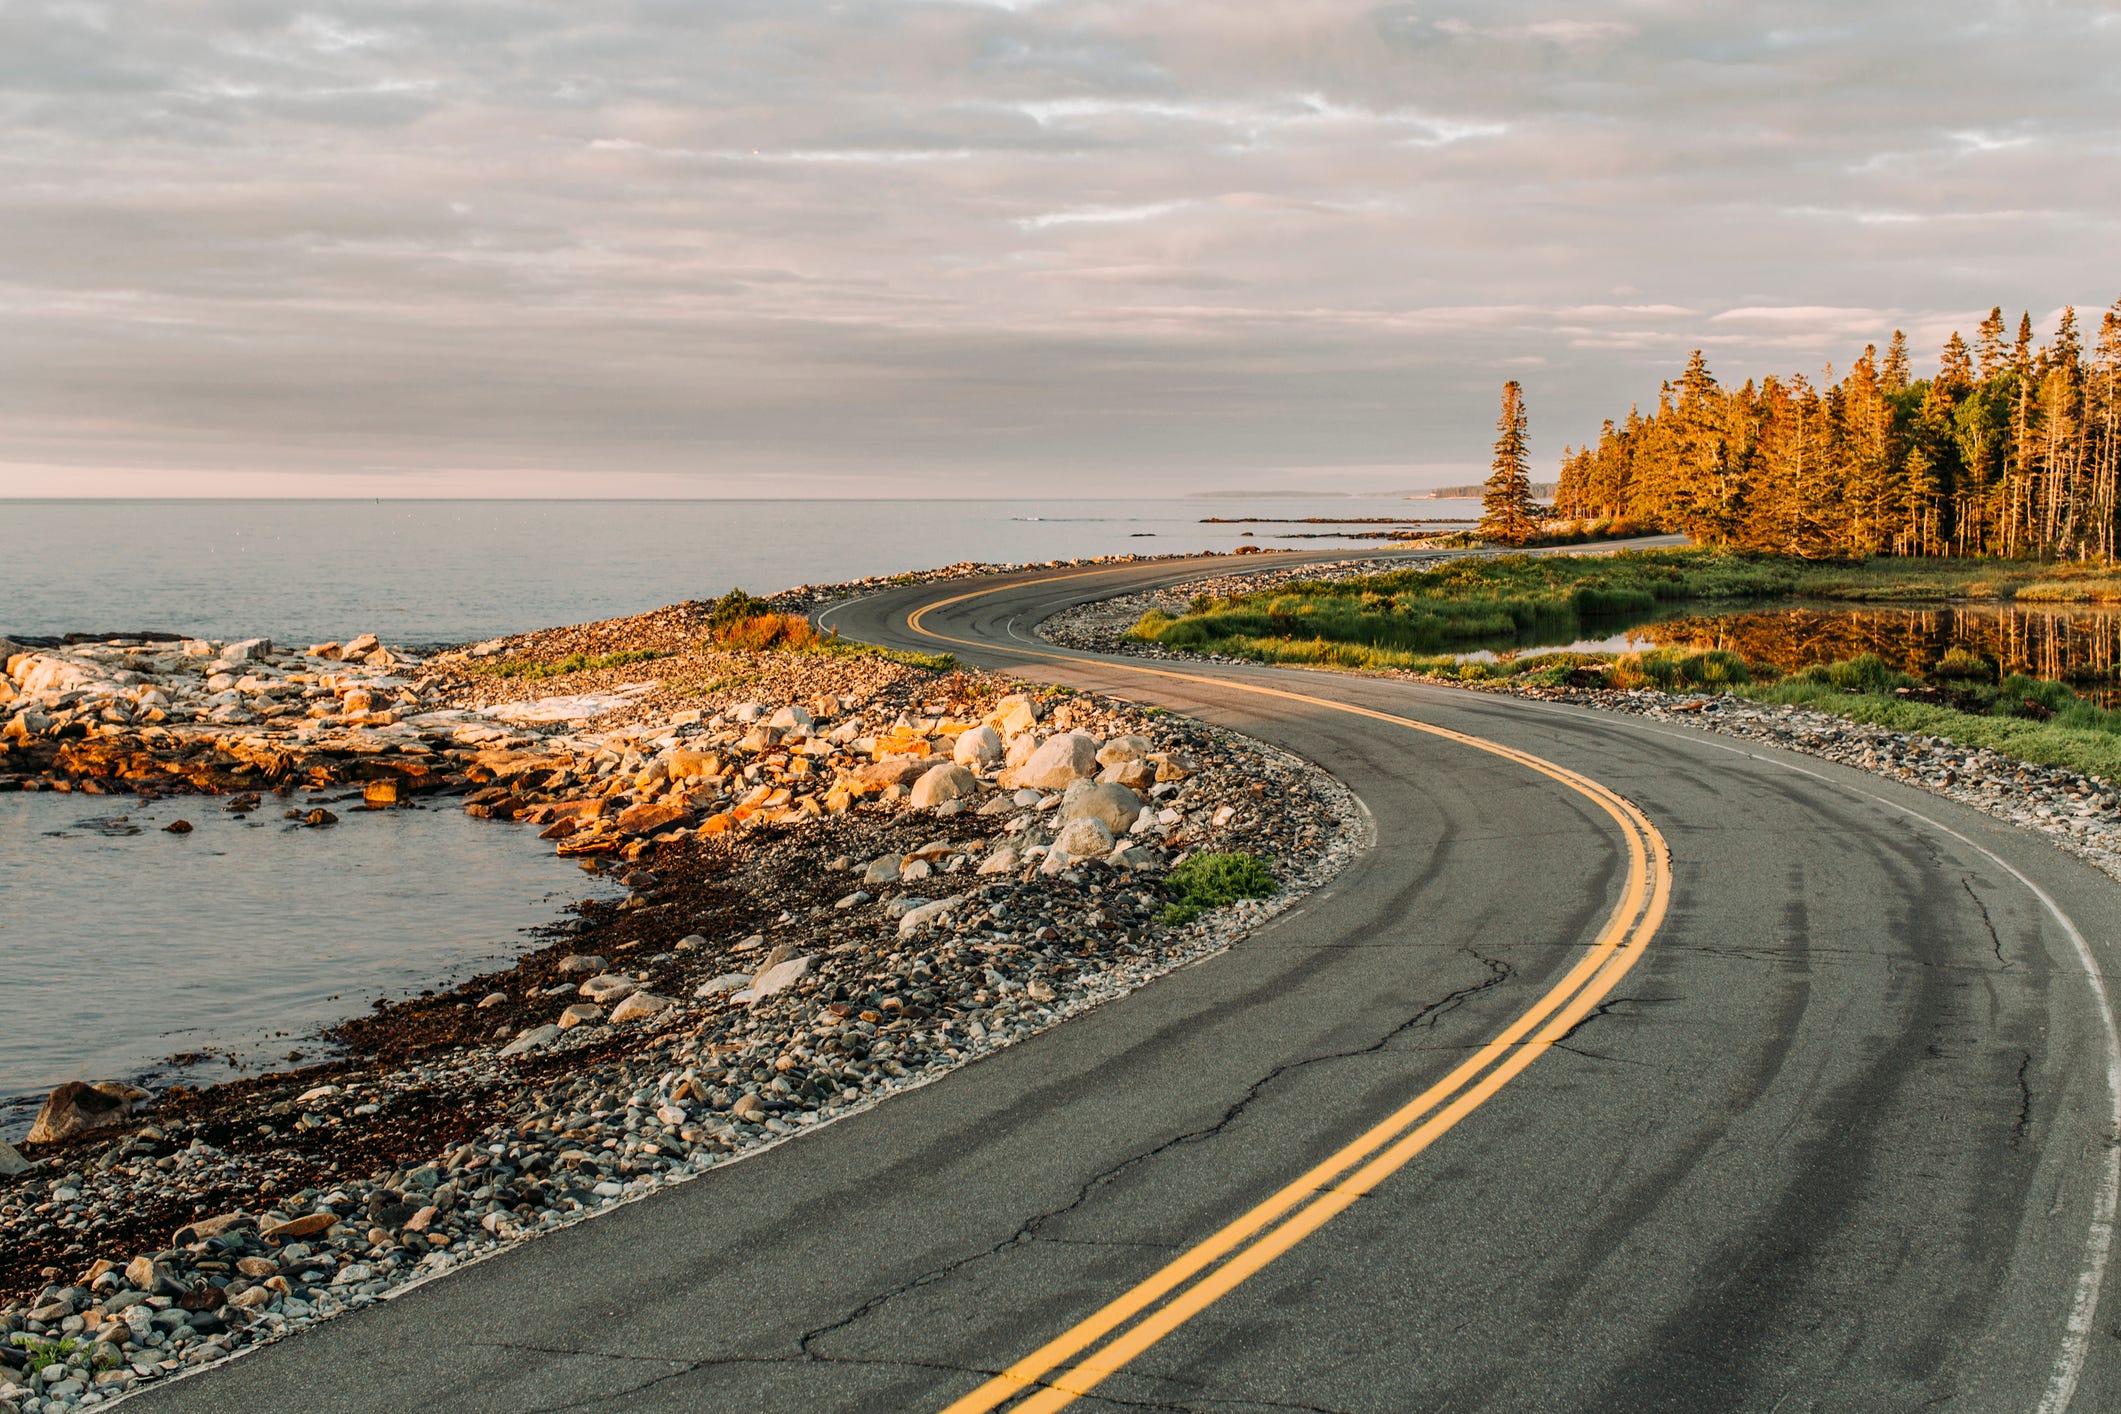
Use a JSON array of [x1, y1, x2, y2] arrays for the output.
[[2, 1, 2116, 498]]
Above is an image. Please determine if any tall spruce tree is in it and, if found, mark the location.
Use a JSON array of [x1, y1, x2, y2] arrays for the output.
[[1480, 380, 1536, 546]]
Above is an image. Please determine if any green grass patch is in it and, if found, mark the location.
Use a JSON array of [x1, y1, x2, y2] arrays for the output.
[[1162, 850, 1276, 926], [477, 649, 662, 680], [1741, 670, 2121, 780]]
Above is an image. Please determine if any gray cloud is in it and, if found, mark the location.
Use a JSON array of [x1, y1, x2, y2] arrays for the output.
[[1, 0, 2116, 495]]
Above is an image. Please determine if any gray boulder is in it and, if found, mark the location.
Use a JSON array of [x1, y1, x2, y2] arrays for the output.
[[1057, 781, 1145, 834]]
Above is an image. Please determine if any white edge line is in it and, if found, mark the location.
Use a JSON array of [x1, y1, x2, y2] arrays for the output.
[[1582, 710, 2121, 1412]]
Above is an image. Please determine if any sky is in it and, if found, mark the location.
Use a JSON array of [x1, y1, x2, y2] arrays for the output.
[[1, 1, 2117, 499]]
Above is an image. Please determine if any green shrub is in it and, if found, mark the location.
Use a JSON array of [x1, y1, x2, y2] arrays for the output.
[[1162, 850, 1276, 926], [707, 587, 771, 632], [1931, 647, 1995, 683]]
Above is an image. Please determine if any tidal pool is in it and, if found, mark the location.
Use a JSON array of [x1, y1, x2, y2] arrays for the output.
[[1467, 601, 2121, 704], [0, 791, 618, 1139]]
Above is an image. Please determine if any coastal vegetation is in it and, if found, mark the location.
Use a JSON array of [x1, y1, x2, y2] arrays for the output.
[[707, 588, 957, 672], [1126, 547, 2121, 778], [1161, 850, 1276, 926], [1552, 299, 2121, 561], [477, 649, 662, 680]]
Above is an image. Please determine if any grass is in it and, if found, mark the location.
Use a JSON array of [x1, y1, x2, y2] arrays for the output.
[[1162, 851, 1276, 926], [477, 649, 662, 680], [10, 1334, 114, 1375]]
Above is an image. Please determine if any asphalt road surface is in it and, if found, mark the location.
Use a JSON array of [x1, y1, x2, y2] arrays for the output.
[[144, 547, 2121, 1412]]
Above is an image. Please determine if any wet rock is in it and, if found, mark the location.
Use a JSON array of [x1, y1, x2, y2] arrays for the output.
[[163, 819, 194, 834]]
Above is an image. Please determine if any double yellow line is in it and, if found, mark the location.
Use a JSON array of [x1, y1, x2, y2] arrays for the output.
[[899, 575, 1671, 1413]]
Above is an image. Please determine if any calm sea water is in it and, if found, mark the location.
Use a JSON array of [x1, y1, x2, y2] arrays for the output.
[[0, 497, 1476, 645], [0, 793, 616, 1139]]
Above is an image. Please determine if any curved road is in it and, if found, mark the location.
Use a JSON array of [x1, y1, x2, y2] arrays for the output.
[[146, 550, 2121, 1412]]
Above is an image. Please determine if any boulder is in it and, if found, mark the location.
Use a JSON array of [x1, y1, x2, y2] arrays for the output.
[[0, 1136, 29, 1177], [1057, 781, 1145, 834], [609, 991, 676, 1023], [222, 638, 273, 662], [1053, 817, 1116, 859], [558, 1003, 604, 1029], [556, 954, 607, 975], [577, 974, 639, 1004], [844, 757, 932, 795], [664, 749, 720, 780], [1096, 735, 1153, 766], [768, 704, 814, 733], [341, 633, 380, 658], [1004, 733, 1043, 770], [25, 1081, 134, 1146], [985, 694, 1041, 739], [738, 955, 812, 1002], [1006, 732, 1100, 790], [863, 854, 903, 885], [898, 896, 967, 938], [952, 725, 1004, 767], [125, 1257, 189, 1298], [1099, 759, 1157, 790], [976, 845, 1019, 875], [910, 762, 977, 809], [694, 972, 751, 998], [615, 801, 690, 838], [499, 1024, 563, 1057], [1110, 842, 1161, 871]]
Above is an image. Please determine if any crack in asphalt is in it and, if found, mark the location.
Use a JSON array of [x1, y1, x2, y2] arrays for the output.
[[2014, 1049, 2036, 1150], [789, 947, 1518, 1365], [1963, 877, 2010, 970]]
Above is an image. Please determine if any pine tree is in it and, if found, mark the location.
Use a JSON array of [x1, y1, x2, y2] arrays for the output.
[[1882, 330, 1912, 392], [1977, 307, 2008, 378], [1479, 380, 1536, 546]]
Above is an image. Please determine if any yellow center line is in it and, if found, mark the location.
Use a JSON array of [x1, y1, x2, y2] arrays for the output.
[[882, 572, 1672, 1414]]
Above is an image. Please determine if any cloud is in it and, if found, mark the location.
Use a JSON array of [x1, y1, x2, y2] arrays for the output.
[[0, 0, 2115, 495]]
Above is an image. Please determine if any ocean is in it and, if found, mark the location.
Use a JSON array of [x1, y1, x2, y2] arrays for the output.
[[0, 497, 1477, 645]]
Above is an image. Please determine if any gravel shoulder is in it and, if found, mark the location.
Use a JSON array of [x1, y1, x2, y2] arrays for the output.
[[0, 590, 1362, 1413]]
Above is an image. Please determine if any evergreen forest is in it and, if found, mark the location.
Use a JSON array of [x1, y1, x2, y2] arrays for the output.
[[1552, 301, 2121, 560]]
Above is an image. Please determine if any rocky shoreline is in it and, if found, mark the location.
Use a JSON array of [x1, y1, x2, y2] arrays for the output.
[[1042, 585, 2121, 892], [0, 590, 1361, 1412]]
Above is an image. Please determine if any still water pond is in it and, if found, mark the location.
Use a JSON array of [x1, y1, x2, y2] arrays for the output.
[[0, 792, 617, 1139], [1480, 602, 2121, 704]]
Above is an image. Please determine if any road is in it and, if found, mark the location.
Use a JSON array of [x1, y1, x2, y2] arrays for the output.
[[145, 548, 2121, 1412]]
